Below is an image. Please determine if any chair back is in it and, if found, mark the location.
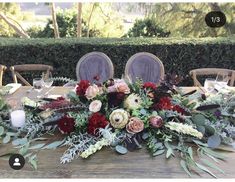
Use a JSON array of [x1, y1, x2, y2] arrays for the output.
[[76, 52, 114, 83], [125, 52, 165, 84], [10, 64, 53, 86], [0, 65, 7, 86], [189, 68, 235, 86]]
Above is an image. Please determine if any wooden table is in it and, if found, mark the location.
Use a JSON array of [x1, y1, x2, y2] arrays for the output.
[[0, 86, 235, 178]]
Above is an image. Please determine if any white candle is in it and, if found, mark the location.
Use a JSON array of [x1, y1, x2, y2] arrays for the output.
[[10, 110, 26, 128]]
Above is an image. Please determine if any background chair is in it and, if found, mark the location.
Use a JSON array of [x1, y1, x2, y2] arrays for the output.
[[124, 52, 165, 84], [189, 68, 235, 86], [0, 65, 7, 86], [76, 52, 114, 83], [10, 64, 53, 86]]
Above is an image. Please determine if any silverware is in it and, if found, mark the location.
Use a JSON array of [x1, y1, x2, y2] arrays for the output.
[[44, 86, 55, 96]]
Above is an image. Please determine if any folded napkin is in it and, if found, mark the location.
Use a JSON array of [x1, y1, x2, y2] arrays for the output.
[[0, 83, 21, 95]]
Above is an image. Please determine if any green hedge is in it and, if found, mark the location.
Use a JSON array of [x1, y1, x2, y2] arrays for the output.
[[0, 37, 234, 86]]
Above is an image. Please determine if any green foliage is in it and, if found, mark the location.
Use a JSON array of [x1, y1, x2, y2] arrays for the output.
[[0, 37, 234, 86], [125, 18, 170, 38], [149, 3, 235, 38], [28, 9, 100, 38]]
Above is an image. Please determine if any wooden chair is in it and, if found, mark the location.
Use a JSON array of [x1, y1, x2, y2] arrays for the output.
[[124, 52, 165, 84], [0, 65, 7, 86], [10, 64, 53, 86], [189, 68, 235, 86], [76, 52, 114, 83]]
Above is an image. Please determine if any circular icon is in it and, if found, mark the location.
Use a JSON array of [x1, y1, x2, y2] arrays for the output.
[[9, 154, 25, 170], [205, 11, 226, 28]]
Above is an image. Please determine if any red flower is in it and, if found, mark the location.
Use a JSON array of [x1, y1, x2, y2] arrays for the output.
[[108, 92, 125, 108], [172, 105, 186, 115], [58, 116, 75, 134], [87, 112, 109, 136], [143, 82, 157, 90], [153, 97, 173, 110], [76, 80, 90, 96]]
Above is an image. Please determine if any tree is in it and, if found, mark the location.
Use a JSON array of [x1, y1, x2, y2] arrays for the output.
[[0, 3, 30, 37], [149, 3, 235, 37], [28, 9, 100, 38], [77, 3, 82, 37], [125, 18, 170, 38], [87, 3, 99, 37], [50, 3, 60, 38]]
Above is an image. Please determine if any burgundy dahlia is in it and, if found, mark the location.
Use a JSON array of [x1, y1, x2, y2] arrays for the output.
[[108, 92, 125, 108], [153, 97, 173, 110], [76, 80, 90, 96], [58, 116, 75, 134], [87, 112, 109, 136]]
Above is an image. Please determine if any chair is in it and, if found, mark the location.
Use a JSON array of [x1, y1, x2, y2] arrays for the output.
[[76, 52, 114, 83], [0, 65, 7, 86], [189, 68, 235, 86], [10, 64, 53, 86], [124, 52, 165, 84]]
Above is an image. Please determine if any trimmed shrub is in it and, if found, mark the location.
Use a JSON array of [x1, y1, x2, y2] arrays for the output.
[[0, 37, 234, 86]]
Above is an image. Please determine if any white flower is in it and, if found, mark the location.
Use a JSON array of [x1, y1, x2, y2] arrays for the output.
[[109, 109, 129, 129], [89, 100, 102, 113], [166, 122, 203, 139], [124, 93, 142, 110]]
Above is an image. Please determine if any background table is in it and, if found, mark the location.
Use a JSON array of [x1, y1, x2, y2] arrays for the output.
[[0, 86, 235, 178]]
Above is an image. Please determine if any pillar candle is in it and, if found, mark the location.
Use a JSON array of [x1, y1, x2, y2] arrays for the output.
[[10, 110, 26, 128]]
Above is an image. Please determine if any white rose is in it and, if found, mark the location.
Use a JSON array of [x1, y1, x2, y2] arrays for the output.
[[89, 100, 102, 113]]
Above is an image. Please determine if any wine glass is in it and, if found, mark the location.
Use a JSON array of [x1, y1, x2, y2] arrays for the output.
[[216, 72, 229, 88], [42, 72, 54, 88], [204, 78, 216, 93]]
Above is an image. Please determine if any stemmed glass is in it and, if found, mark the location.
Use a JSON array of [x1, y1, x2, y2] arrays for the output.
[[216, 72, 229, 88], [204, 78, 216, 93], [42, 72, 54, 88]]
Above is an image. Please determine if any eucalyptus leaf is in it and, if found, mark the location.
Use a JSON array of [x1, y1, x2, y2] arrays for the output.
[[201, 159, 225, 174], [188, 147, 193, 160], [207, 135, 221, 148], [192, 139, 208, 147], [29, 143, 46, 150], [19, 142, 30, 156], [205, 125, 216, 136], [3, 135, 10, 144], [42, 140, 64, 149], [153, 149, 165, 156], [6, 132, 17, 137], [0, 126, 4, 136], [29, 158, 38, 170], [196, 162, 217, 178], [115, 145, 128, 155], [12, 138, 28, 146], [155, 142, 164, 150], [192, 114, 206, 126], [180, 160, 192, 177], [166, 148, 173, 158], [142, 132, 149, 140], [197, 125, 205, 135]]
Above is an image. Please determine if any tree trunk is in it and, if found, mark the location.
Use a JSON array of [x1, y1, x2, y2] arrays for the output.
[[51, 3, 60, 38], [77, 3, 82, 37], [0, 12, 30, 38], [87, 3, 96, 37]]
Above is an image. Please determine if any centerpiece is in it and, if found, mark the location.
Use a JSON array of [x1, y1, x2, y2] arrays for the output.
[[0, 75, 235, 177]]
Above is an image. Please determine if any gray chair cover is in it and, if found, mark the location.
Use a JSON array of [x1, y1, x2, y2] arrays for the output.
[[76, 52, 114, 83], [125, 52, 165, 84]]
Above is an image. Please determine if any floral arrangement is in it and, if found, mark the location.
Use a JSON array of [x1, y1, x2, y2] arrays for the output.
[[0, 76, 235, 177]]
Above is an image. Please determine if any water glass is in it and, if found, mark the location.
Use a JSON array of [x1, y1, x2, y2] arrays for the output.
[[33, 78, 43, 92]]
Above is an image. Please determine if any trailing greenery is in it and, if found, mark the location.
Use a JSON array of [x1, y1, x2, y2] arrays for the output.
[[0, 37, 234, 85]]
